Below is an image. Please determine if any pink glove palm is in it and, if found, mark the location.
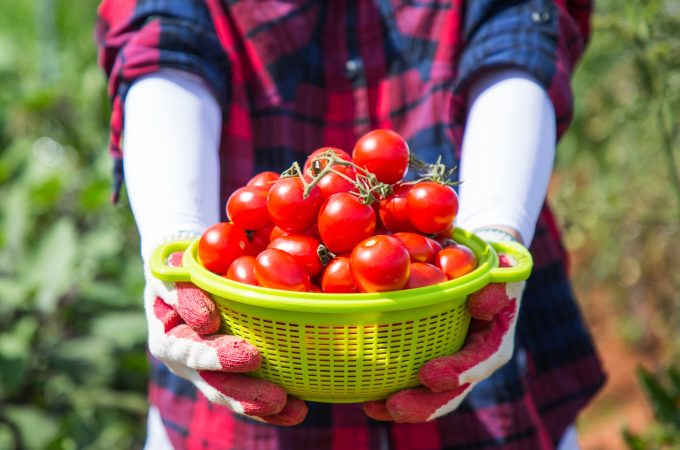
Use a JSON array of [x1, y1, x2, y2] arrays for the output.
[[145, 250, 308, 426], [364, 251, 526, 423]]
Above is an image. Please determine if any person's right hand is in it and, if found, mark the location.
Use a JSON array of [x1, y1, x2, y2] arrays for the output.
[[145, 248, 308, 426]]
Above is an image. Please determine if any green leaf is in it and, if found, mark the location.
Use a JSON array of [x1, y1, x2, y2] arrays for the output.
[[91, 312, 147, 350], [3, 406, 59, 450], [621, 427, 647, 450], [0, 277, 29, 314], [666, 366, 680, 400], [1, 185, 29, 262], [28, 218, 78, 313], [0, 317, 38, 397], [637, 365, 680, 427]]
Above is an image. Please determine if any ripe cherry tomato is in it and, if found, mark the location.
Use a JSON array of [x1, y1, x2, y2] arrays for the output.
[[198, 222, 250, 274], [393, 232, 437, 263], [426, 236, 443, 255], [321, 256, 358, 293], [407, 181, 459, 234], [247, 225, 273, 255], [268, 234, 323, 277], [379, 183, 416, 232], [254, 248, 311, 292], [303, 147, 352, 175], [316, 169, 357, 200], [247, 171, 280, 190], [226, 186, 272, 230], [352, 129, 410, 184], [350, 235, 410, 293], [267, 177, 323, 232], [225, 255, 258, 286], [435, 243, 477, 280], [406, 263, 447, 289], [318, 192, 376, 254]]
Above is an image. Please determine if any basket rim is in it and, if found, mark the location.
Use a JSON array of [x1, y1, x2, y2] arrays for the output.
[[174, 228, 499, 313]]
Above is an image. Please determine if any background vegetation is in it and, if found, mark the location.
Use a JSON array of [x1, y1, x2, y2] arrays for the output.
[[0, 0, 677, 448]]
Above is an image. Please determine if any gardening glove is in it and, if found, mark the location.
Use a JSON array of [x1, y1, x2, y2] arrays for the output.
[[363, 231, 526, 423], [144, 233, 308, 426]]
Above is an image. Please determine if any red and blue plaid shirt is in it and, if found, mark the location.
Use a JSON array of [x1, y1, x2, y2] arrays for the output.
[[97, 1, 605, 448]]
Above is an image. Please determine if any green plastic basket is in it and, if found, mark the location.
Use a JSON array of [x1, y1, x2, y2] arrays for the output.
[[150, 228, 532, 403]]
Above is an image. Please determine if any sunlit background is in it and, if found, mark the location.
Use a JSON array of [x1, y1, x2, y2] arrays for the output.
[[0, 1, 678, 448]]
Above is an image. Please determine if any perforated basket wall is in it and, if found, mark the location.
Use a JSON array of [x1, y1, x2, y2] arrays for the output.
[[214, 295, 471, 403]]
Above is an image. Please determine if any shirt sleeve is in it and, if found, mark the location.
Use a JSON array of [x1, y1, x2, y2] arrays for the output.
[[455, 0, 592, 138], [95, 0, 229, 202]]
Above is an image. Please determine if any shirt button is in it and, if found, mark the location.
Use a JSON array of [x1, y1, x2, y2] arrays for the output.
[[345, 58, 364, 82], [531, 10, 551, 23]]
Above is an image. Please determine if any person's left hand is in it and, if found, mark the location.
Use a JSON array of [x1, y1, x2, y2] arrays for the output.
[[363, 250, 526, 423]]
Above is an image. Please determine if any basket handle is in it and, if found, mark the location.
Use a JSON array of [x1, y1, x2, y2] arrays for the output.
[[150, 240, 193, 282], [488, 241, 533, 283]]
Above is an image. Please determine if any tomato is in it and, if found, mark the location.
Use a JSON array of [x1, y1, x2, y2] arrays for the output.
[[254, 248, 311, 292], [321, 256, 358, 293], [352, 129, 410, 184], [406, 263, 447, 289], [393, 232, 437, 263], [303, 147, 352, 175], [435, 244, 477, 280], [268, 234, 323, 277], [350, 235, 410, 293], [318, 192, 376, 254], [225, 255, 258, 286], [247, 225, 273, 255], [309, 284, 323, 293], [267, 177, 323, 232], [198, 222, 250, 274], [378, 183, 416, 232], [407, 181, 459, 234], [247, 171, 280, 190], [316, 169, 357, 200], [426, 236, 443, 255], [226, 186, 272, 230]]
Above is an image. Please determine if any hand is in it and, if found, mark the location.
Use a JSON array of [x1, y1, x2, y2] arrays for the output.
[[145, 244, 308, 426], [363, 234, 526, 423]]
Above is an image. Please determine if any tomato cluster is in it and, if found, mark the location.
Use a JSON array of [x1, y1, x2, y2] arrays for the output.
[[197, 129, 477, 294]]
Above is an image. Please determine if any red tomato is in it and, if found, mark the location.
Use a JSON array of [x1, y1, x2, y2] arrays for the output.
[[247, 171, 280, 190], [407, 181, 459, 234], [267, 177, 323, 232], [254, 248, 311, 292], [435, 244, 477, 280], [268, 234, 323, 277], [225, 255, 258, 286], [321, 257, 358, 293], [247, 225, 273, 255], [350, 235, 410, 293], [352, 129, 410, 184], [226, 186, 272, 230], [426, 236, 443, 255], [379, 183, 416, 232], [406, 263, 447, 289], [393, 232, 437, 263], [303, 147, 352, 175], [198, 222, 250, 274], [309, 284, 323, 293], [316, 169, 357, 200], [318, 192, 376, 254]]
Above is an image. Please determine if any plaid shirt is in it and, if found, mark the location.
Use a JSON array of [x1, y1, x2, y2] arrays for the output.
[[97, 1, 605, 448]]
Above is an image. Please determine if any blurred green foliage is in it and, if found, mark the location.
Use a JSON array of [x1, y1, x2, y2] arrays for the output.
[[554, 0, 680, 355], [0, 0, 678, 448], [0, 0, 147, 448], [623, 365, 680, 449]]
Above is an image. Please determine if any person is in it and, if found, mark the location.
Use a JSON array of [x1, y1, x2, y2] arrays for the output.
[[96, 0, 606, 448]]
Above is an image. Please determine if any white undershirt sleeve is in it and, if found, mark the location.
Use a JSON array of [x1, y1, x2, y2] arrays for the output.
[[123, 69, 222, 263], [456, 69, 557, 245]]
